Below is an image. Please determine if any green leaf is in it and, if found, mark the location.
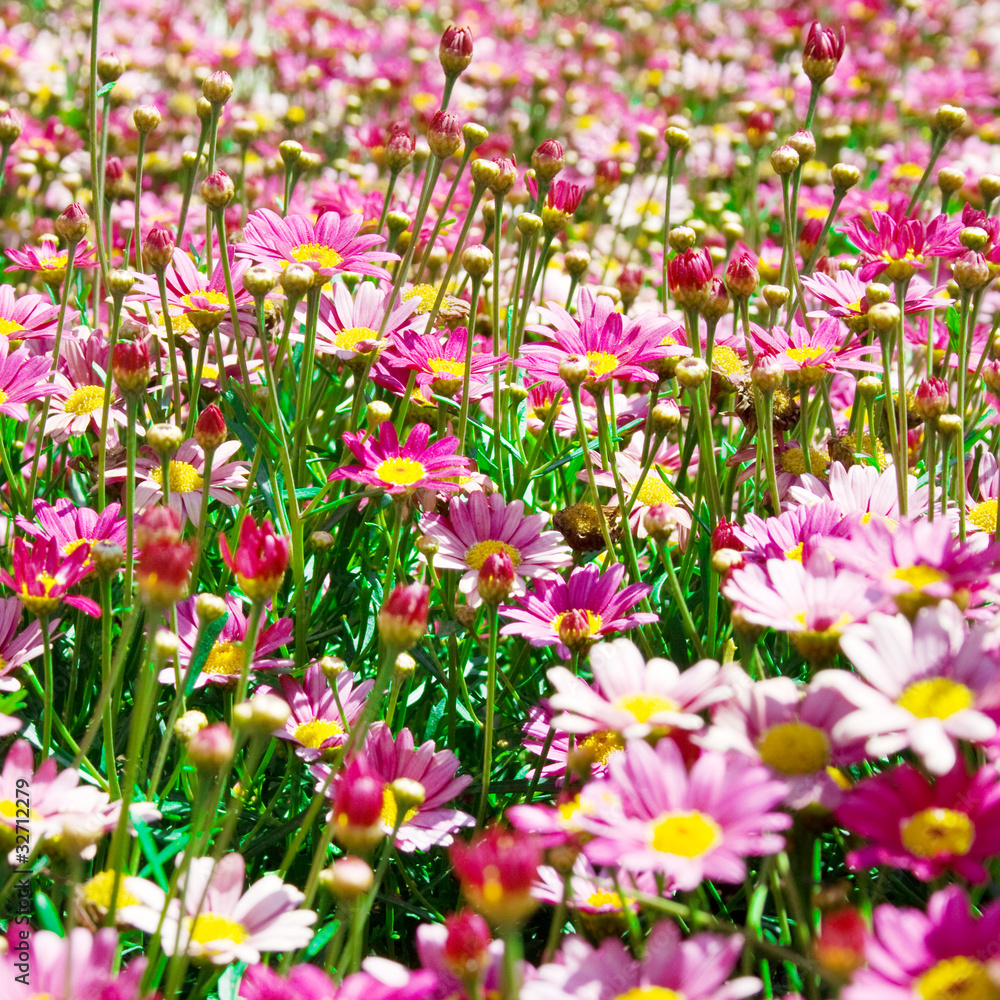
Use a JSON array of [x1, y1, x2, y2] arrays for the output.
[[34, 892, 64, 935], [304, 918, 340, 958], [185, 613, 230, 697], [219, 963, 247, 1000], [134, 818, 169, 889], [96, 81, 116, 98]]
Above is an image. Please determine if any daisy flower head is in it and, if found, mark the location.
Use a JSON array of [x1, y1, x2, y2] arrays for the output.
[[357, 722, 474, 852], [124, 438, 248, 528], [838, 210, 963, 282], [522, 921, 760, 1000], [4, 233, 98, 286], [0, 335, 57, 422], [159, 246, 254, 335], [836, 759, 1000, 883], [238, 208, 397, 282], [313, 279, 420, 362], [0, 535, 100, 618], [124, 853, 315, 966], [499, 562, 657, 661], [262, 660, 372, 761], [0, 283, 62, 343], [750, 318, 879, 388], [419, 492, 572, 607], [843, 887, 1000, 1000], [580, 738, 791, 890], [0, 596, 56, 691], [546, 637, 735, 741], [329, 422, 472, 497], [15, 498, 126, 572], [387, 326, 508, 401], [824, 601, 998, 775]]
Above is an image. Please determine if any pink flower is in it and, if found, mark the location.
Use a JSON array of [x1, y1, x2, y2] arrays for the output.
[[4, 235, 98, 283], [16, 498, 127, 571], [0, 596, 57, 691], [329, 422, 472, 496], [238, 208, 397, 281], [836, 760, 1000, 882], [157, 246, 254, 333], [313, 280, 419, 361], [838, 211, 962, 281], [0, 535, 100, 618], [221, 516, 290, 601], [0, 284, 62, 342], [239, 964, 338, 1000], [750, 318, 879, 387], [386, 326, 507, 400], [499, 563, 657, 660], [580, 738, 791, 890], [522, 920, 760, 1000], [0, 336, 57, 422], [419, 492, 571, 608]]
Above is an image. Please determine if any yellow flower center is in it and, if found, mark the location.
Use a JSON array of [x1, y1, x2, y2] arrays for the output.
[[81, 870, 141, 910], [757, 721, 830, 775], [550, 609, 603, 637], [64, 385, 106, 415], [901, 808, 974, 858], [614, 991, 685, 1000], [403, 283, 438, 313], [779, 447, 829, 476], [650, 810, 721, 857], [587, 888, 626, 910], [201, 640, 243, 675], [290, 242, 343, 270], [785, 346, 827, 364], [63, 538, 96, 558], [150, 460, 204, 494], [20, 573, 59, 616], [180, 290, 228, 312], [0, 799, 41, 824], [0, 317, 24, 337], [0, 389, 8, 405], [188, 912, 250, 946], [428, 356, 466, 378], [613, 692, 678, 724], [464, 539, 523, 570], [893, 564, 946, 591], [39, 252, 68, 271], [334, 326, 379, 351], [897, 678, 974, 719], [586, 351, 619, 377], [785, 542, 805, 562], [380, 786, 420, 829], [917, 957, 1000, 1000], [374, 456, 427, 487], [969, 500, 998, 533], [293, 717, 344, 749], [711, 344, 744, 376], [578, 730, 625, 765], [635, 473, 678, 507]]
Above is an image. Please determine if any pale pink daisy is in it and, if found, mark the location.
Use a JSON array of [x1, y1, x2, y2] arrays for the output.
[[788, 461, 926, 527], [0, 283, 62, 342], [0, 596, 59, 691], [313, 280, 420, 362], [43, 369, 126, 442], [0, 336, 57, 422], [580, 739, 791, 890], [419, 492, 572, 608], [125, 853, 315, 966]]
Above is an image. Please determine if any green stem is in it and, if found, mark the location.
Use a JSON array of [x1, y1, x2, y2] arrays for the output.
[[477, 604, 500, 828]]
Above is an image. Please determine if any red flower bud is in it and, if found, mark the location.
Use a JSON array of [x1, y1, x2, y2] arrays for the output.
[[668, 247, 714, 309], [194, 404, 228, 452], [490, 156, 517, 196], [331, 758, 386, 853], [557, 608, 596, 655], [912, 377, 950, 420], [594, 158, 621, 197], [803, 23, 846, 84], [135, 505, 181, 549], [815, 908, 866, 976], [187, 722, 234, 774], [201, 169, 235, 211], [478, 551, 514, 604], [725, 246, 760, 299], [531, 139, 564, 182], [104, 156, 124, 185], [112, 338, 151, 395], [136, 537, 194, 607], [143, 225, 175, 273], [711, 518, 744, 553], [378, 583, 429, 649], [443, 910, 493, 979], [220, 516, 290, 602], [427, 111, 463, 160], [746, 109, 774, 150], [439, 25, 474, 78], [54, 203, 90, 244], [616, 266, 644, 308], [385, 121, 416, 172]]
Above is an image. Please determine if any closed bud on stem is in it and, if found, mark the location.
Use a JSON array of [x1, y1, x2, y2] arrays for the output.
[[960, 227, 989, 251], [938, 167, 966, 196], [91, 541, 123, 577], [762, 284, 790, 309], [594, 158, 620, 196], [385, 124, 416, 172], [531, 139, 564, 181], [953, 250, 990, 290], [133, 104, 161, 134], [221, 516, 290, 602], [243, 264, 276, 298], [200, 169, 235, 210], [112, 338, 151, 395], [752, 354, 786, 393], [196, 594, 228, 623], [143, 225, 175, 272], [978, 174, 1000, 202], [444, 911, 493, 981], [867, 302, 900, 335], [153, 629, 180, 665], [320, 655, 347, 680], [938, 412, 963, 437], [322, 857, 374, 901], [856, 375, 881, 401], [461, 243, 493, 277], [148, 422, 183, 459], [427, 111, 463, 160], [664, 125, 690, 151], [516, 212, 543, 238], [196, 96, 213, 122], [107, 268, 135, 298], [557, 609, 596, 655], [668, 226, 697, 253], [912, 377, 950, 420], [187, 722, 234, 774], [770, 145, 800, 175], [96, 51, 125, 83], [831, 162, 861, 192], [652, 399, 681, 433], [54, 203, 89, 244], [394, 652, 416, 680], [788, 129, 816, 161], [725, 248, 759, 299], [310, 530, 335, 551], [279, 140, 302, 168], [802, 23, 846, 83], [701, 277, 729, 321], [558, 354, 590, 386], [378, 583, 429, 649], [469, 158, 500, 189], [203, 70, 233, 106], [136, 506, 181, 549], [280, 262, 315, 299], [675, 356, 710, 388], [933, 104, 967, 134], [233, 692, 291, 734], [865, 284, 892, 306], [439, 25, 474, 78], [194, 404, 227, 451], [564, 247, 590, 278], [462, 123, 488, 149], [175, 710, 207, 743], [488, 156, 517, 196], [644, 502, 678, 541], [366, 400, 392, 427], [478, 551, 515, 604], [0, 108, 22, 146]]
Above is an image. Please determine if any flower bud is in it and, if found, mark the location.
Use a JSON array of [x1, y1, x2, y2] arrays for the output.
[[194, 404, 227, 451], [960, 227, 989, 251], [762, 284, 790, 309], [389, 778, 426, 817], [133, 104, 161, 134], [428, 111, 463, 160], [558, 354, 590, 386], [953, 250, 990, 291], [143, 226, 175, 272], [203, 70, 234, 106], [187, 722, 234, 774], [469, 158, 500, 191], [912, 377, 950, 420], [517, 212, 543, 238], [478, 551, 515, 604], [280, 262, 315, 299], [147, 422, 183, 459], [233, 692, 291, 735], [0, 108, 22, 145], [867, 302, 900, 335], [332, 763, 386, 853], [752, 354, 785, 392], [200, 169, 235, 210], [938, 167, 966, 196], [651, 399, 681, 434], [746, 109, 774, 150], [96, 51, 125, 83], [310, 530, 335, 551], [462, 243, 493, 278], [196, 593, 228, 623], [489, 155, 517, 196], [802, 23, 846, 83], [136, 538, 193, 607], [984, 360, 1000, 395], [564, 248, 590, 278], [531, 139, 564, 182], [558, 609, 596, 655], [831, 162, 861, 192], [665, 125, 690, 150], [675, 356, 710, 388], [463, 123, 489, 149], [112, 337, 151, 395], [815, 908, 867, 977], [668, 226, 697, 253], [770, 145, 800, 176], [54, 203, 90, 244], [320, 655, 346, 681], [644, 502, 679, 541], [725, 248, 759, 299], [279, 140, 302, 169], [106, 268, 135, 298], [243, 264, 276, 298], [979, 175, 1000, 202], [378, 583, 429, 649], [366, 400, 392, 427], [439, 25, 474, 78], [701, 277, 729, 322], [934, 104, 967, 134], [444, 911, 493, 980], [787, 129, 816, 161], [175, 709, 208, 743], [322, 856, 374, 900], [668, 246, 714, 309], [221, 516, 290, 602], [136, 505, 180, 548]]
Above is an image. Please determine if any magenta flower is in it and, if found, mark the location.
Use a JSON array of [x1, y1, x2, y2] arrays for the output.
[[16, 498, 126, 571], [838, 210, 962, 281], [0, 596, 57, 692], [386, 326, 508, 400], [4, 235, 98, 283], [313, 280, 419, 361], [419, 492, 571, 607], [0, 535, 100, 618], [238, 208, 397, 281], [522, 921, 760, 1000], [843, 887, 1000, 1000], [260, 660, 373, 761], [0, 335, 57, 422], [221, 516, 290, 602], [837, 759, 1000, 882], [750, 318, 879, 387], [499, 563, 657, 660], [579, 738, 791, 890], [329, 422, 472, 496], [158, 246, 254, 334], [352, 722, 473, 852], [0, 283, 62, 342], [239, 965, 338, 1000]]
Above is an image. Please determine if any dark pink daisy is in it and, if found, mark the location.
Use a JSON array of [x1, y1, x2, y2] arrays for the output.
[[838, 210, 962, 282], [4, 235, 98, 284], [0, 596, 58, 692], [329, 422, 472, 496], [237, 208, 397, 282], [0, 536, 99, 618], [0, 284, 62, 342], [0, 336, 57, 422], [386, 326, 507, 401], [15, 498, 127, 572], [750, 318, 879, 387], [499, 562, 656, 660], [158, 246, 254, 334]]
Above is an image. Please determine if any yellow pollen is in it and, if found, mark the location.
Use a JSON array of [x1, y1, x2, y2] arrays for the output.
[[39, 253, 68, 271], [294, 717, 344, 749], [334, 326, 379, 351], [578, 730, 626, 765], [403, 284, 439, 313], [82, 870, 140, 910], [63, 385, 106, 415], [63, 538, 96, 558], [969, 500, 998, 534], [180, 290, 228, 312], [757, 721, 830, 775], [901, 808, 974, 858], [0, 799, 40, 824], [374, 456, 427, 487], [0, 389, 7, 405], [785, 542, 805, 562], [0, 317, 24, 337], [428, 356, 466, 378], [893, 564, 946, 591], [779, 447, 829, 476], [613, 990, 685, 1000], [711, 344, 743, 376], [587, 888, 626, 910], [635, 474, 678, 507], [586, 351, 619, 377], [290, 242, 343, 270], [465, 539, 522, 570], [201, 641, 243, 676], [917, 957, 1000, 1000], [613, 692, 678, 724], [188, 912, 250, 946], [846, 299, 863, 314], [550, 609, 603, 637], [650, 810, 721, 858], [151, 460, 204, 494], [380, 786, 420, 829], [897, 678, 974, 719]]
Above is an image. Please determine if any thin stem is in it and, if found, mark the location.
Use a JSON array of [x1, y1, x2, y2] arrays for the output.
[[477, 603, 500, 828]]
